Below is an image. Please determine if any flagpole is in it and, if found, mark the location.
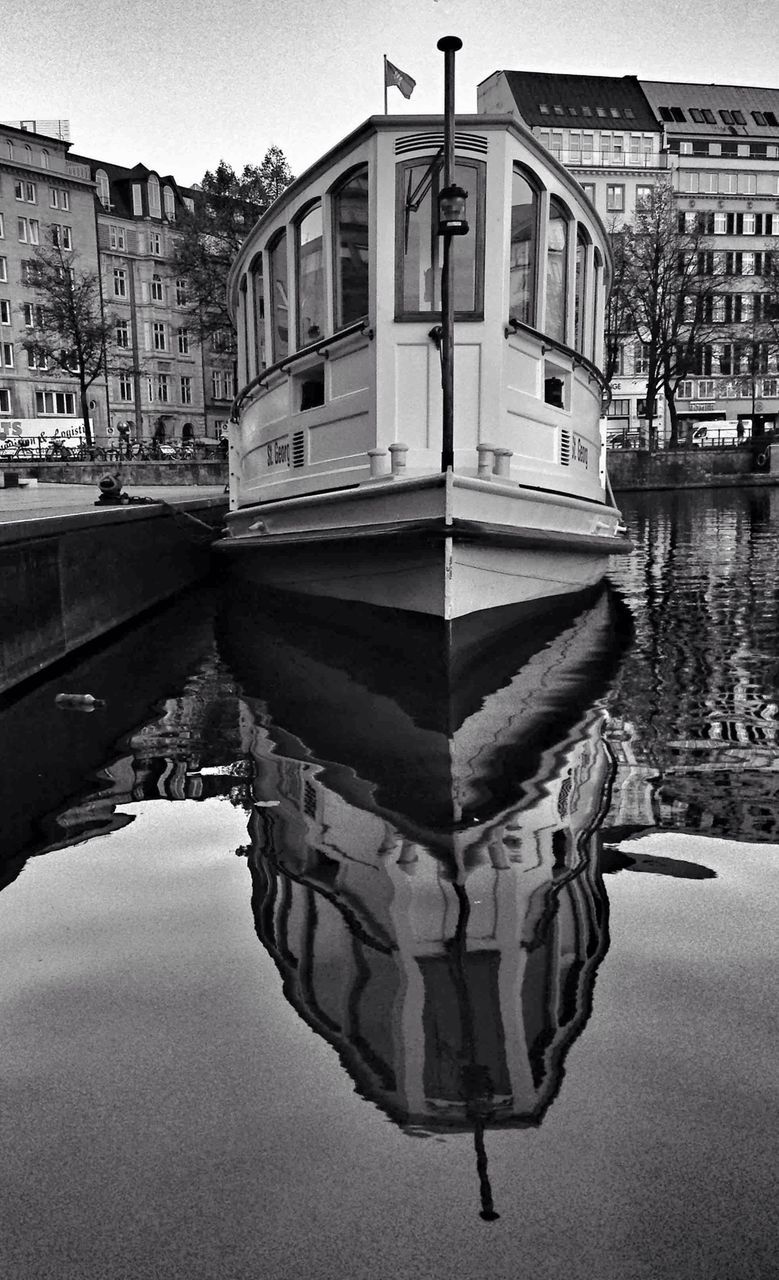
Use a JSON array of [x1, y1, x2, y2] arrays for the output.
[[383, 54, 388, 114]]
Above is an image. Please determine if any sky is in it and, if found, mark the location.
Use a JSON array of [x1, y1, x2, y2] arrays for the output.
[[4, 0, 778, 186]]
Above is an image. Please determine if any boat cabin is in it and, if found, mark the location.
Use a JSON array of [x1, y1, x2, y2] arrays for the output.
[[227, 113, 612, 514]]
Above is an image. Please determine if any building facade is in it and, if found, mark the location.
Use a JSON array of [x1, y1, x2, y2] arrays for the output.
[[1, 120, 235, 449], [0, 121, 109, 440], [478, 72, 779, 442], [73, 157, 236, 445]]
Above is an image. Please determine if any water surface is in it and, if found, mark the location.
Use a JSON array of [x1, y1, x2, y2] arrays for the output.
[[1, 487, 777, 1279]]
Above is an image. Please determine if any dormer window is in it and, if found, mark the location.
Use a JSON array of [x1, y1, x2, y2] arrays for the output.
[[148, 174, 161, 218], [96, 169, 111, 209], [163, 185, 176, 220]]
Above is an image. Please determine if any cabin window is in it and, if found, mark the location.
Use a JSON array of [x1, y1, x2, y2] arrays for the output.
[[395, 156, 484, 319], [509, 165, 538, 326], [574, 227, 589, 355], [591, 248, 603, 366], [333, 166, 369, 327], [269, 231, 289, 361], [250, 252, 266, 371], [545, 196, 569, 344], [296, 203, 325, 346]]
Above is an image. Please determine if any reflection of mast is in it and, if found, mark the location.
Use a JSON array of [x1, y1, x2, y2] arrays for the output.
[[448, 881, 500, 1222]]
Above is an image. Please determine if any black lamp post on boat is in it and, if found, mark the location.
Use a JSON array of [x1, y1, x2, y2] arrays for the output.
[[437, 35, 468, 473]]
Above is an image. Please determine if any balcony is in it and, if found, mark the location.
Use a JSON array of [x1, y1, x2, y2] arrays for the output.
[[65, 160, 91, 180]]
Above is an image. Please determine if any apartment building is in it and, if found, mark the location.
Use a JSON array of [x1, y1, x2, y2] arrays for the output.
[[478, 72, 779, 440], [1, 119, 236, 449], [0, 122, 109, 438], [641, 81, 779, 436], [72, 156, 236, 444]]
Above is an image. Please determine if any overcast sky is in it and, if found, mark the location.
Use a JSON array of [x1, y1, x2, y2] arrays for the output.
[[4, 0, 777, 185]]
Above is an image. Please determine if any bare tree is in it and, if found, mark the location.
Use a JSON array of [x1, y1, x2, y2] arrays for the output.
[[21, 236, 113, 448], [618, 181, 725, 449], [173, 147, 294, 343]]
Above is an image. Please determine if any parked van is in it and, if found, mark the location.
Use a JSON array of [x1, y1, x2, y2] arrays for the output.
[[691, 420, 750, 447]]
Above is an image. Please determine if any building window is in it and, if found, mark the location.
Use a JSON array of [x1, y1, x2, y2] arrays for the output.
[[118, 373, 133, 401], [23, 303, 45, 327], [175, 278, 188, 305], [2, 341, 14, 367], [0, 299, 10, 325], [132, 183, 143, 215], [395, 156, 485, 320], [150, 231, 162, 256], [35, 390, 77, 414], [114, 268, 127, 297], [96, 170, 111, 208], [606, 184, 624, 212], [152, 321, 167, 350], [580, 181, 595, 203], [211, 369, 234, 400], [17, 217, 39, 244], [177, 328, 190, 355], [109, 225, 125, 250], [52, 225, 72, 250], [180, 375, 192, 404], [0, 388, 10, 412], [634, 342, 650, 375], [157, 373, 170, 402], [115, 320, 130, 348], [27, 347, 48, 370], [148, 175, 161, 218], [0, 213, 4, 238], [49, 187, 70, 210], [0, 257, 5, 283], [14, 180, 37, 203], [635, 185, 652, 206], [607, 398, 630, 417], [509, 165, 538, 327], [545, 195, 569, 344], [164, 186, 176, 220], [738, 173, 756, 195], [742, 213, 756, 235], [333, 165, 369, 328], [150, 273, 163, 302], [714, 212, 727, 234]]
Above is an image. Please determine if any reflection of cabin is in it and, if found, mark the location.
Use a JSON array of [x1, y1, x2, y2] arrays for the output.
[[245, 709, 612, 1130]]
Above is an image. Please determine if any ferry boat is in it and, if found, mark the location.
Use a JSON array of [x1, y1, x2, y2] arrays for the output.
[[220, 62, 630, 618]]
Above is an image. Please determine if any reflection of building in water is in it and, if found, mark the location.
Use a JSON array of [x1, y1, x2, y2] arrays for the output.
[[244, 703, 613, 1134], [605, 489, 779, 841]]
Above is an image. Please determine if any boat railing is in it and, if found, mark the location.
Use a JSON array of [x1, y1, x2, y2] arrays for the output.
[[504, 316, 610, 401], [231, 320, 374, 421]]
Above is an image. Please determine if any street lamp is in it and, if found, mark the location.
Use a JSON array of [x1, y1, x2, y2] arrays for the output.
[[438, 183, 468, 236]]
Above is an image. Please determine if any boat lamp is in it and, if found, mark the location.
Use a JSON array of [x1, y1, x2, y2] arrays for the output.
[[438, 184, 469, 236]]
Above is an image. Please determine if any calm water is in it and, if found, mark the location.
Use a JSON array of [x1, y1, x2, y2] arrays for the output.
[[1, 487, 777, 1280]]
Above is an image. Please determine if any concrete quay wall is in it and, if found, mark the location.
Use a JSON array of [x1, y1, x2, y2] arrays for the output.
[[607, 447, 777, 491], [0, 460, 227, 487], [0, 496, 226, 695]]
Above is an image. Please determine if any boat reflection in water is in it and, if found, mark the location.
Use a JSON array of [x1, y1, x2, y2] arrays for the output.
[[218, 585, 632, 1220]]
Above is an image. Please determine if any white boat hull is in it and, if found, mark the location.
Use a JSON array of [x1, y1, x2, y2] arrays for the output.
[[217, 471, 629, 619]]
